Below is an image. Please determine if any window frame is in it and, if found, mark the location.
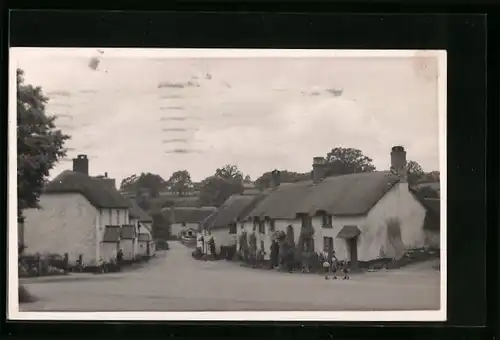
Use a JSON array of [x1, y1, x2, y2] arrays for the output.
[[323, 236, 333, 252], [322, 213, 333, 228], [258, 220, 266, 234]]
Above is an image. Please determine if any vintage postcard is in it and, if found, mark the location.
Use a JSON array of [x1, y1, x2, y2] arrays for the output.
[[9, 48, 446, 321]]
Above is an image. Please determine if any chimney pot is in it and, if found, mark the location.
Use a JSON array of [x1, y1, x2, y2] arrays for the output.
[[271, 169, 281, 187], [312, 157, 327, 184], [73, 154, 89, 175], [390, 145, 407, 181]]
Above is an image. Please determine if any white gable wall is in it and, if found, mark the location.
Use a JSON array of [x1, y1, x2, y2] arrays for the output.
[[314, 182, 427, 262], [236, 183, 428, 263], [23, 193, 99, 266], [171, 222, 198, 238]]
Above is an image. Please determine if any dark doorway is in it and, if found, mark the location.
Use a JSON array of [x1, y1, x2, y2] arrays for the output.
[[347, 236, 359, 269]]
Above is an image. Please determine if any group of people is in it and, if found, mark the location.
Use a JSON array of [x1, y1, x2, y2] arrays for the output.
[[323, 252, 350, 280], [197, 230, 216, 257], [268, 239, 350, 279]]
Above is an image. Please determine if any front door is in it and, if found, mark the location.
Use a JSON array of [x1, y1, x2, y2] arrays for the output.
[[348, 236, 359, 269]]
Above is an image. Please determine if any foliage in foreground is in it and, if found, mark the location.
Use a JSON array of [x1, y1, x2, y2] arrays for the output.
[[17, 69, 70, 219]]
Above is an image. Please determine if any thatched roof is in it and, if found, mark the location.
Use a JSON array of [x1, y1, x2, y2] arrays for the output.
[[206, 195, 265, 230], [161, 206, 217, 224], [247, 171, 400, 219], [128, 199, 153, 222], [44, 170, 129, 209]]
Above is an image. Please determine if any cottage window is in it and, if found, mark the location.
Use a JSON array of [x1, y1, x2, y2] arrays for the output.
[[253, 221, 258, 231], [229, 224, 237, 234], [258, 221, 265, 234], [323, 236, 333, 252], [116, 210, 120, 225], [269, 219, 275, 232], [322, 214, 333, 227]]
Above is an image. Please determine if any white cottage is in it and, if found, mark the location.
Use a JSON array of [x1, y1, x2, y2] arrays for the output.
[[128, 199, 154, 259], [23, 154, 131, 267], [237, 146, 440, 269], [161, 206, 216, 239], [200, 195, 260, 255]]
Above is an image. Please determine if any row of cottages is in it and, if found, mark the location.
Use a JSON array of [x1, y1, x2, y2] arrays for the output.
[[22, 154, 155, 267], [161, 206, 217, 239], [128, 199, 155, 258], [210, 146, 441, 269], [200, 195, 263, 251]]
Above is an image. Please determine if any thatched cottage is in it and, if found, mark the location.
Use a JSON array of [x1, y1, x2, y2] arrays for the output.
[[199, 195, 263, 253], [161, 206, 216, 239], [231, 146, 440, 269], [23, 154, 132, 267], [128, 199, 155, 257]]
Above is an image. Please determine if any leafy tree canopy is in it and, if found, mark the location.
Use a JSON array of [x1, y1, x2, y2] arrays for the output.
[[215, 164, 243, 180], [325, 147, 376, 175], [120, 172, 167, 198], [199, 165, 245, 206], [255, 170, 310, 190], [166, 170, 193, 196], [17, 69, 70, 219], [406, 160, 425, 185]]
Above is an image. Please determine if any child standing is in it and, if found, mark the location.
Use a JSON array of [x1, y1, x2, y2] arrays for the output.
[[323, 258, 330, 279], [330, 252, 338, 280], [342, 261, 350, 280]]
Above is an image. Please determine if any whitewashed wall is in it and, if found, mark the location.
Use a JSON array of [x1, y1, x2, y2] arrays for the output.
[[237, 183, 428, 263], [171, 222, 198, 238], [313, 183, 427, 262], [23, 193, 99, 266], [100, 242, 119, 263], [120, 239, 135, 260]]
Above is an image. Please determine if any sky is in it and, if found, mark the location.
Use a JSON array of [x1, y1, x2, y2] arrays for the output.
[[13, 48, 442, 184]]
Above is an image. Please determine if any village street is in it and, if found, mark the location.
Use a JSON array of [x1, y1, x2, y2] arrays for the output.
[[20, 242, 440, 312]]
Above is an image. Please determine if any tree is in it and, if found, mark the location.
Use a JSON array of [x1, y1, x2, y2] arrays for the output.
[[120, 172, 167, 198], [325, 147, 376, 175], [166, 170, 193, 196], [17, 69, 71, 220], [422, 171, 440, 182], [406, 160, 425, 185], [198, 175, 244, 207], [254, 170, 310, 190], [243, 175, 252, 183], [215, 164, 243, 181]]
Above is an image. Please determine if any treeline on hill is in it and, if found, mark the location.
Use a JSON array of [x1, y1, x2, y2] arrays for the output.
[[120, 148, 440, 241]]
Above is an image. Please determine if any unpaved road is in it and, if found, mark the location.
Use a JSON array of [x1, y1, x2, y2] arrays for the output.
[[20, 241, 440, 311]]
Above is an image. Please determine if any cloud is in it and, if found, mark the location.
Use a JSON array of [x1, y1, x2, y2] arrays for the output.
[[16, 51, 441, 183]]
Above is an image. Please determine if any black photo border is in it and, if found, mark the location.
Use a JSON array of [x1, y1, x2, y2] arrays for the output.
[[2, 8, 493, 339]]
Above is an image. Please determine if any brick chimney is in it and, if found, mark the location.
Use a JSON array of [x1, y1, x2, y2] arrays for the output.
[[390, 146, 407, 181], [73, 154, 89, 175], [312, 157, 328, 184], [271, 169, 281, 187]]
